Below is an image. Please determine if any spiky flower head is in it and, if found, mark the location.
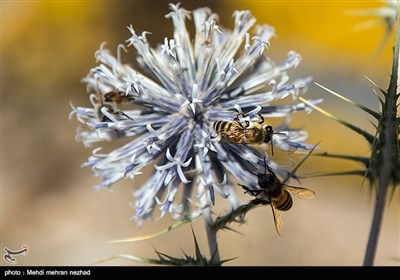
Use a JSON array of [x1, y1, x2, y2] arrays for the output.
[[70, 3, 319, 225]]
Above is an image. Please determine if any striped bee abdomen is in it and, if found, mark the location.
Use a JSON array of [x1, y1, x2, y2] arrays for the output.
[[274, 191, 293, 211], [213, 120, 236, 142], [213, 120, 230, 134]]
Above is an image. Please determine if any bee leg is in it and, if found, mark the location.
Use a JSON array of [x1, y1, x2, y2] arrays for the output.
[[101, 115, 111, 122], [248, 189, 263, 196], [257, 114, 264, 124], [235, 119, 250, 128], [234, 113, 246, 123], [234, 113, 250, 128], [212, 135, 221, 142], [238, 183, 263, 196], [250, 198, 270, 205], [116, 111, 133, 120], [100, 107, 118, 122], [238, 183, 251, 192], [243, 120, 250, 128], [209, 132, 221, 142]]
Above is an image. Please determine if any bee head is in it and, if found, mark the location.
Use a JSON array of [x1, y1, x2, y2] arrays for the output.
[[264, 125, 274, 143], [257, 172, 275, 189], [256, 157, 277, 189]]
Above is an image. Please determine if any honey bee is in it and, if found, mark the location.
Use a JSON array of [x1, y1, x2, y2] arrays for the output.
[[238, 158, 315, 236], [103, 90, 135, 104], [213, 113, 283, 155], [90, 89, 133, 122]]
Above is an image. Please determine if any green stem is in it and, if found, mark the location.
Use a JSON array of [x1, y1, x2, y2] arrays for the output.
[[204, 209, 220, 265], [363, 11, 399, 266], [363, 177, 389, 266]]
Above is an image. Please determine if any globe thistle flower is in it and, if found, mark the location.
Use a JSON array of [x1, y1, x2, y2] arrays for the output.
[[70, 3, 319, 226]]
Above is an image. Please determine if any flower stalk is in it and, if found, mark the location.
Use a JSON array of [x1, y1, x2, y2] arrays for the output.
[[204, 214, 220, 265], [363, 13, 400, 266]]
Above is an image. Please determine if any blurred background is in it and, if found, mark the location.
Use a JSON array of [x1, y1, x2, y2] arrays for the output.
[[2, 0, 399, 266]]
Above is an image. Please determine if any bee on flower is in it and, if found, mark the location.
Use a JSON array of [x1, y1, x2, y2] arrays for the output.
[[70, 3, 320, 226]]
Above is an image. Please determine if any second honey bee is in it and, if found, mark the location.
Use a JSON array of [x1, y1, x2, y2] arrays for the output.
[[213, 113, 284, 155], [238, 158, 315, 236], [90, 89, 134, 122], [103, 90, 135, 104]]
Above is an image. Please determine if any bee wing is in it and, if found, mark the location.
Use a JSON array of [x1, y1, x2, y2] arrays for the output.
[[270, 201, 282, 236], [283, 185, 316, 199]]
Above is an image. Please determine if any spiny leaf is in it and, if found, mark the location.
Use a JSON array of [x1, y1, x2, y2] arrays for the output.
[[371, 88, 385, 106], [315, 82, 381, 120], [388, 183, 399, 203], [282, 143, 319, 184], [314, 152, 370, 165], [368, 120, 379, 130], [305, 170, 369, 178], [364, 75, 385, 105], [108, 216, 195, 243], [308, 169, 367, 176], [306, 168, 375, 190], [300, 97, 376, 144], [93, 254, 163, 266], [219, 226, 244, 235], [364, 14, 400, 265], [387, 21, 399, 94], [310, 151, 375, 187], [211, 203, 256, 232], [191, 227, 203, 262], [368, 16, 400, 187], [96, 229, 234, 266]]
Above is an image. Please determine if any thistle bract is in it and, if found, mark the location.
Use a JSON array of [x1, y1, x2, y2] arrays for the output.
[[71, 3, 319, 225]]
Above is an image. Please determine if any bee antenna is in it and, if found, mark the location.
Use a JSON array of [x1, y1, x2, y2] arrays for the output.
[[270, 139, 274, 156], [263, 157, 267, 174], [270, 131, 285, 156]]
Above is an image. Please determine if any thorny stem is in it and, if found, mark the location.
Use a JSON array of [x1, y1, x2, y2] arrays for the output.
[[363, 15, 400, 266], [363, 174, 390, 266], [203, 209, 220, 265]]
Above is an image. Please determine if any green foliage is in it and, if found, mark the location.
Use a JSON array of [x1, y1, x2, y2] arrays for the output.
[[95, 228, 235, 266], [108, 216, 196, 243], [300, 70, 400, 189], [303, 13, 400, 266]]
